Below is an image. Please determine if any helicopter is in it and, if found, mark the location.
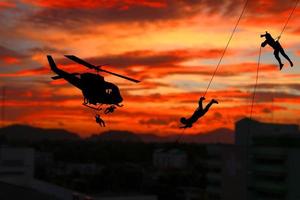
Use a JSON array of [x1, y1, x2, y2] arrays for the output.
[[47, 55, 140, 113]]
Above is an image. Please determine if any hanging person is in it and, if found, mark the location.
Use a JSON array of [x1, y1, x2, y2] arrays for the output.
[[260, 31, 293, 70], [180, 97, 218, 129], [95, 114, 105, 127], [104, 105, 116, 114]]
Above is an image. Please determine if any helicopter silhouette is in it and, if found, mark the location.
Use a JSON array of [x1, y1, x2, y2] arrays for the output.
[[47, 55, 140, 113]]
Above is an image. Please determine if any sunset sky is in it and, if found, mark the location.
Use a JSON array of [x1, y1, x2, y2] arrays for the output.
[[0, 0, 300, 137]]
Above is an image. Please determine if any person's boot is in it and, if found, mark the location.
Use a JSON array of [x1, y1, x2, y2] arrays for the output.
[[279, 63, 284, 70], [212, 99, 219, 104]]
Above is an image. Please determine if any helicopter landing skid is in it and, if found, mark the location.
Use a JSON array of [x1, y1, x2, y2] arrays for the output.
[[82, 103, 102, 111]]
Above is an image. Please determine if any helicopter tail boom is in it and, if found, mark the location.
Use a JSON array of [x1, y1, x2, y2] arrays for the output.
[[47, 55, 59, 73], [47, 55, 82, 89]]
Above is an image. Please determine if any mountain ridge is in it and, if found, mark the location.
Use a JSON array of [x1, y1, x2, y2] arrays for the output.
[[0, 124, 80, 142], [0, 124, 234, 144]]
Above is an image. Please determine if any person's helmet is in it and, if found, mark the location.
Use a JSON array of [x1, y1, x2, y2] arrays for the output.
[[180, 117, 187, 124]]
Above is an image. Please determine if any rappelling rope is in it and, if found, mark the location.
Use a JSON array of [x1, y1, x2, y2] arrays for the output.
[[249, 46, 262, 122], [244, 46, 261, 200], [271, 0, 299, 119], [246, 0, 299, 132], [277, 0, 299, 40], [178, 0, 249, 141], [175, 127, 186, 143], [203, 0, 249, 97]]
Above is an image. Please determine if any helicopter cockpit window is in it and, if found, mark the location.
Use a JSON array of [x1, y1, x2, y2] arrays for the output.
[[106, 88, 113, 95]]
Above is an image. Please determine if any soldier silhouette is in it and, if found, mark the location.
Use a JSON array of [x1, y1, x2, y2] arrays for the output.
[[95, 114, 105, 127], [261, 31, 293, 70], [180, 97, 218, 128]]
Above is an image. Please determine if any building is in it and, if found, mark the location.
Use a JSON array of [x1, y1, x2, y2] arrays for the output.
[[35, 151, 54, 167], [65, 163, 100, 176], [249, 133, 300, 199], [206, 118, 300, 200], [235, 117, 299, 146], [206, 144, 247, 200], [0, 146, 80, 200], [153, 148, 187, 169], [0, 146, 34, 185]]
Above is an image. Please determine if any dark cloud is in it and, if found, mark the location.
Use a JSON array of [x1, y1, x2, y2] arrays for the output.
[[213, 111, 223, 120], [44, 48, 279, 83], [0, 1, 16, 9], [3, 84, 81, 103], [23, 0, 249, 30], [73, 49, 225, 67], [139, 118, 171, 126], [254, 91, 299, 102], [0, 45, 24, 58], [29, 46, 67, 55], [262, 107, 272, 113], [23, 0, 299, 31], [0, 45, 27, 65], [0, 48, 227, 81], [244, 83, 300, 92], [247, 0, 297, 14]]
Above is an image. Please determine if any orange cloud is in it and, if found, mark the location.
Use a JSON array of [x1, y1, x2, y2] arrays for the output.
[[22, 0, 167, 9], [0, 67, 50, 77], [275, 97, 300, 104], [3, 82, 298, 136], [0, 1, 15, 9], [1, 56, 20, 64]]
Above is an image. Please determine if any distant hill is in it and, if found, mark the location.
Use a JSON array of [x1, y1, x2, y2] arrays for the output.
[[0, 124, 234, 144], [139, 128, 234, 144], [0, 124, 80, 142], [180, 128, 234, 144], [138, 133, 169, 143], [89, 130, 142, 142]]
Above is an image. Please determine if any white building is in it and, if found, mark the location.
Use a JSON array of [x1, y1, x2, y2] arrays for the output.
[[153, 148, 187, 169], [0, 146, 79, 200]]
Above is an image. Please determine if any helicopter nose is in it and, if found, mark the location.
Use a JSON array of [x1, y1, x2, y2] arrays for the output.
[[117, 96, 123, 103]]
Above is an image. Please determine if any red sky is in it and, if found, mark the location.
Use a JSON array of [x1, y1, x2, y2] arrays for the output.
[[0, 0, 300, 137]]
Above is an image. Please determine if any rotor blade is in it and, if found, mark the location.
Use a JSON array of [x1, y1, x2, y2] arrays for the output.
[[100, 69, 140, 83], [65, 55, 140, 83], [65, 55, 98, 70]]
